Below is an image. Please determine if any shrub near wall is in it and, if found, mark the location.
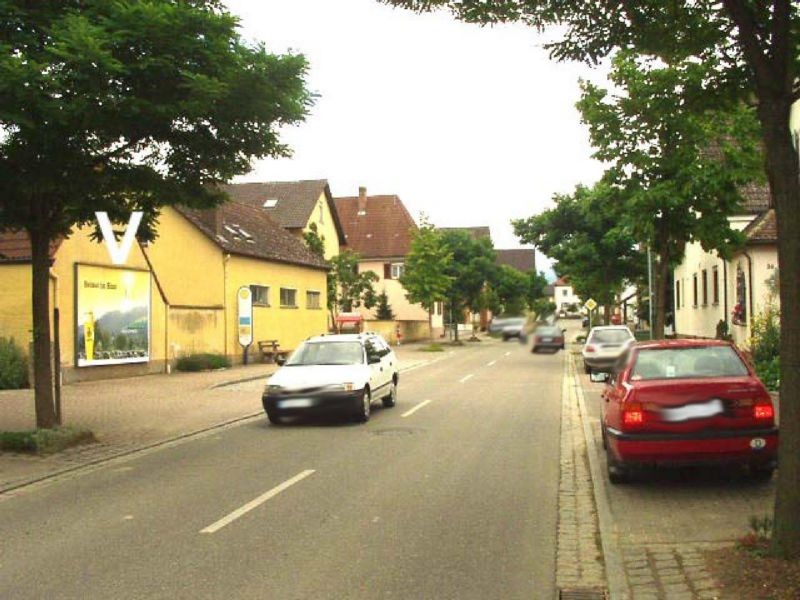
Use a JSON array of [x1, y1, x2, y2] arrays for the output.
[[0, 337, 29, 390], [750, 305, 780, 391], [175, 353, 231, 372]]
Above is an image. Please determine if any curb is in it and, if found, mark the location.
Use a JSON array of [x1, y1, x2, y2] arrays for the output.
[[568, 353, 630, 600], [211, 372, 274, 389]]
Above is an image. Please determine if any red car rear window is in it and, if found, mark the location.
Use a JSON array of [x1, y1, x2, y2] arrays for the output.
[[631, 346, 749, 380]]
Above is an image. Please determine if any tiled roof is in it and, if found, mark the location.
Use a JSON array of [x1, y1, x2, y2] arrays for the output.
[[334, 194, 417, 258], [0, 230, 62, 263], [742, 208, 777, 244], [177, 203, 328, 270], [554, 276, 570, 286], [736, 182, 772, 214], [219, 180, 346, 244], [543, 284, 555, 297], [438, 226, 492, 242], [496, 249, 536, 272]]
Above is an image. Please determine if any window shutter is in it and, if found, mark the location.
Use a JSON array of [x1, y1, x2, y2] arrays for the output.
[[384, 263, 392, 279]]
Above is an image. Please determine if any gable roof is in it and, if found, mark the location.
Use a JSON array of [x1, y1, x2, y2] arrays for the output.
[[219, 180, 346, 245], [0, 230, 62, 264], [176, 203, 328, 271], [496, 249, 536, 272], [554, 276, 570, 286], [334, 194, 417, 258], [742, 208, 777, 245], [736, 182, 772, 214], [438, 226, 492, 242]]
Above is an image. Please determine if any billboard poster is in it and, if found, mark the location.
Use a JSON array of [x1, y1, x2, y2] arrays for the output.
[[76, 265, 151, 367]]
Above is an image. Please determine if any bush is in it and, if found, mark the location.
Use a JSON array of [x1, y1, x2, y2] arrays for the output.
[[0, 337, 29, 390], [750, 304, 780, 391], [0, 427, 95, 454], [175, 353, 231, 372]]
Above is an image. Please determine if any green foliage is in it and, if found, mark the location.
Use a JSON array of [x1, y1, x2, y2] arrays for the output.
[[439, 229, 496, 317], [750, 304, 781, 391], [0, 427, 95, 454], [400, 220, 453, 313], [302, 223, 326, 259], [490, 264, 529, 316], [532, 299, 556, 320], [0, 337, 28, 390], [328, 250, 378, 314], [374, 291, 395, 321], [175, 353, 231, 372]]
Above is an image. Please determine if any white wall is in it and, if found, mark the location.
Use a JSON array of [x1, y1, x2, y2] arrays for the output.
[[554, 285, 581, 310]]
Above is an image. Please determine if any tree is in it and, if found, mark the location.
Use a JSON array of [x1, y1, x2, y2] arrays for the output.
[[302, 222, 326, 259], [514, 181, 644, 324], [328, 250, 379, 325], [381, 0, 800, 559], [400, 221, 453, 340], [439, 229, 496, 341], [490, 264, 529, 316], [0, 1, 311, 429], [526, 270, 548, 312], [374, 291, 395, 321]]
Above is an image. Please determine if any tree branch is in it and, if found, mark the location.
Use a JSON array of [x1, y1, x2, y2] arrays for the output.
[[721, 0, 774, 92]]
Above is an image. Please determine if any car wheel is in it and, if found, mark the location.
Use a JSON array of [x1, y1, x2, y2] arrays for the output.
[[382, 381, 397, 408], [749, 465, 775, 483], [265, 408, 282, 425], [584, 362, 591, 374], [606, 447, 631, 484], [502, 335, 509, 342], [355, 388, 371, 423], [531, 346, 538, 354]]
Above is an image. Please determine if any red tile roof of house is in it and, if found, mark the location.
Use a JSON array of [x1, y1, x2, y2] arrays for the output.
[[334, 194, 417, 258], [496, 249, 536, 272], [554, 276, 570, 286], [0, 230, 62, 263], [742, 208, 777, 244], [737, 182, 772, 214], [177, 203, 328, 270]]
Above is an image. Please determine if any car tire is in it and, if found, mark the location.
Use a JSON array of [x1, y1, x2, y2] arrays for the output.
[[265, 408, 282, 425], [502, 335, 509, 342], [531, 346, 538, 354], [584, 362, 591, 374], [354, 388, 371, 423], [606, 447, 631, 484], [382, 381, 397, 408], [749, 465, 775, 483]]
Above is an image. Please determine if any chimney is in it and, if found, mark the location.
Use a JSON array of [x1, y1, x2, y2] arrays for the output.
[[358, 186, 367, 215]]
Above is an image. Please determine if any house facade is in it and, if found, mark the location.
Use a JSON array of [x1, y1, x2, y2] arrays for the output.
[[673, 189, 778, 347], [554, 276, 582, 314], [0, 202, 328, 383], [335, 187, 443, 342]]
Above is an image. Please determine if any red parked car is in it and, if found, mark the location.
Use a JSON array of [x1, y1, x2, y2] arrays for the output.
[[599, 339, 778, 484]]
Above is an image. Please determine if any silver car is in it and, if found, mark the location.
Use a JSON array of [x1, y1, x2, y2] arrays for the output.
[[581, 326, 635, 374]]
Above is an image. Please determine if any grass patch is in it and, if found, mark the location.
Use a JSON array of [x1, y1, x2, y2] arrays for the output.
[[419, 343, 445, 352], [0, 427, 96, 454], [176, 353, 231, 372]]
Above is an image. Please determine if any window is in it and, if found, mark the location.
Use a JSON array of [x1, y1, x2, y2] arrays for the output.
[[701, 269, 708, 306], [306, 290, 321, 309], [263, 198, 278, 208], [562, 289, 568, 297], [250, 285, 269, 307], [391, 263, 405, 279], [734, 265, 747, 324], [318, 201, 324, 224], [692, 274, 698, 307], [631, 346, 748, 380], [280, 288, 297, 308], [712, 266, 719, 305], [676, 281, 681, 309]]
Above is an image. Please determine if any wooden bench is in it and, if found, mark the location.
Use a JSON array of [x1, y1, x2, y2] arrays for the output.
[[258, 339, 279, 363]]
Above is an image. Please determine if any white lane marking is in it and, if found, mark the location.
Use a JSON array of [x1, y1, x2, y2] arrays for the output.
[[504, 351, 511, 356], [459, 373, 474, 384], [487, 360, 497, 366], [200, 470, 315, 534], [402, 399, 432, 418]]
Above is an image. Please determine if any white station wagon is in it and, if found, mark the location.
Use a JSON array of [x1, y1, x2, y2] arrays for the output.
[[261, 333, 399, 424]]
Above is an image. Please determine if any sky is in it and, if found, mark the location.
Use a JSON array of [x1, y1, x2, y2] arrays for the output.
[[224, 0, 609, 277]]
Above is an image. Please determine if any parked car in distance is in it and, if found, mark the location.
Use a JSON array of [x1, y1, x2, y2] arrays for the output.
[[262, 333, 398, 424], [599, 339, 778, 484], [531, 325, 565, 353], [501, 317, 527, 341], [488, 317, 511, 335], [582, 326, 635, 374]]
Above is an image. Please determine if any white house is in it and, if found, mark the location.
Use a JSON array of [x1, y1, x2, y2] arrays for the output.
[[554, 276, 582, 314]]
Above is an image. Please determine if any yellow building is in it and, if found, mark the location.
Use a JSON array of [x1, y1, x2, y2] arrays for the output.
[[219, 180, 345, 260], [0, 202, 329, 383]]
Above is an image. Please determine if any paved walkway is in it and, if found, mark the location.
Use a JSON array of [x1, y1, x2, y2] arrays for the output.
[[0, 340, 443, 493]]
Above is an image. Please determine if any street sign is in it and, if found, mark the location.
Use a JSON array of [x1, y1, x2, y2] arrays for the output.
[[584, 298, 598, 311], [237, 286, 253, 347]]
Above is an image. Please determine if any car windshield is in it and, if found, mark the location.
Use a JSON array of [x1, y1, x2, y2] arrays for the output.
[[631, 346, 749, 380], [590, 329, 632, 344], [285, 341, 364, 366]]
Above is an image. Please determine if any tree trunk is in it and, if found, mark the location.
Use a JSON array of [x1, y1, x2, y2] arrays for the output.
[[757, 95, 800, 559], [652, 246, 670, 339], [603, 302, 612, 324], [28, 226, 57, 430]]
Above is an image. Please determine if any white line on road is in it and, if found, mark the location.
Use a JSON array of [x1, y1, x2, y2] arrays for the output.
[[487, 360, 497, 366], [458, 373, 474, 384], [504, 351, 511, 357], [200, 469, 315, 534], [402, 399, 432, 418]]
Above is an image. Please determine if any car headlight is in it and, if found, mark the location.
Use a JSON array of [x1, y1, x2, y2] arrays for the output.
[[265, 384, 283, 395], [326, 383, 355, 392]]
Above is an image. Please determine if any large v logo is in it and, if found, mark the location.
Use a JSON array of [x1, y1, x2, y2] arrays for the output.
[[96, 211, 144, 265]]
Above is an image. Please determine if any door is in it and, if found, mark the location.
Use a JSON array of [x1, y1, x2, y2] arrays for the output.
[[364, 340, 388, 395]]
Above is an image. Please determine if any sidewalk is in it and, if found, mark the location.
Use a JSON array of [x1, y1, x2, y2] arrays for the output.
[[0, 339, 454, 493]]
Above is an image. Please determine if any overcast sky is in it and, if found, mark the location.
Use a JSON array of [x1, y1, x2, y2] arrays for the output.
[[224, 0, 609, 276]]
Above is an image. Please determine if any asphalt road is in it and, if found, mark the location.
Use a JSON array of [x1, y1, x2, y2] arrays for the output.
[[0, 337, 563, 600]]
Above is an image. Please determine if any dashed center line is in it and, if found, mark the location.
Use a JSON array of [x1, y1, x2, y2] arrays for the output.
[[200, 469, 315, 534], [458, 373, 474, 384], [402, 399, 432, 418], [487, 360, 497, 366]]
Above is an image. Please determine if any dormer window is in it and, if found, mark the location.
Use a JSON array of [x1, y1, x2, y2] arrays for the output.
[[263, 198, 278, 208]]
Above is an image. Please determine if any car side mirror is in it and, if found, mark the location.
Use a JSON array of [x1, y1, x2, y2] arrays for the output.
[[590, 371, 610, 383], [275, 356, 286, 366]]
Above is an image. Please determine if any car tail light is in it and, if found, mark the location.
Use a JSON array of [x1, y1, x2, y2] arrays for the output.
[[623, 402, 644, 427], [585, 345, 596, 353], [555, 337, 563, 343], [535, 336, 542, 342], [754, 403, 774, 420]]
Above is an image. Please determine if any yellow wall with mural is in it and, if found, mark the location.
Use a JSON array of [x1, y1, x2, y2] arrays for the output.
[[225, 254, 328, 362], [303, 191, 340, 260]]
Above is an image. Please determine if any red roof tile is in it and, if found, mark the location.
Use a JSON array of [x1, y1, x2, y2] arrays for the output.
[[334, 195, 417, 258], [0, 230, 61, 263], [743, 208, 777, 244], [496, 249, 536, 272]]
